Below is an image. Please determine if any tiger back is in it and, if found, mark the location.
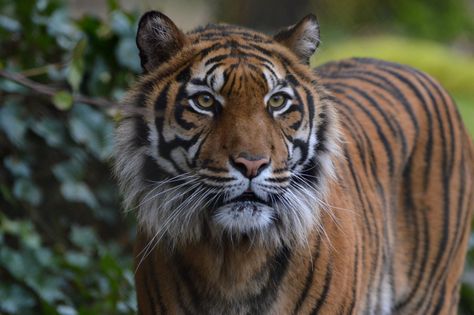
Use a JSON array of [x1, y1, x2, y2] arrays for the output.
[[113, 11, 474, 315]]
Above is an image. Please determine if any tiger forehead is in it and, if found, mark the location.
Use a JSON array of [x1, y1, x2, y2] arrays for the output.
[[188, 23, 274, 44], [186, 36, 288, 94], [189, 59, 285, 98]]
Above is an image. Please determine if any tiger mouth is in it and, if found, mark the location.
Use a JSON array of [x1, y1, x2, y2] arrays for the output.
[[229, 191, 270, 206], [212, 192, 276, 233]]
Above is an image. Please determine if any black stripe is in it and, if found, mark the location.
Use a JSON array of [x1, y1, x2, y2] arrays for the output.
[[174, 256, 205, 314], [150, 252, 168, 314], [346, 242, 359, 314], [266, 176, 290, 183], [328, 83, 395, 176], [143, 155, 165, 183], [176, 66, 191, 82], [378, 66, 434, 190], [143, 272, 159, 314], [342, 141, 381, 311], [133, 116, 150, 147], [292, 235, 322, 314], [332, 93, 388, 209], [310, 262, 333, 314], [247, 246, 292, 314]]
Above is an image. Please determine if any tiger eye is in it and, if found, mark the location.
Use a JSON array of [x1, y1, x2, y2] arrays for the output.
[[268, 94, 287, 108], [196, 93, 215, 108]]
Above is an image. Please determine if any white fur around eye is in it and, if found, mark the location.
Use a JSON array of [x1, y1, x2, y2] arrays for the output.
[[188, 99, 214, 117]]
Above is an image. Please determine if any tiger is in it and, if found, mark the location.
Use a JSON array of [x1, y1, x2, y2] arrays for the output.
[[113, 10, 474, 315]]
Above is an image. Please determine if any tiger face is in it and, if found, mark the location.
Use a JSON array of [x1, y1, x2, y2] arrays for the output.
[[114, 12, 340, 248]]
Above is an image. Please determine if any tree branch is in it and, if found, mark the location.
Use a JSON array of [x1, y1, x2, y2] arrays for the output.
[[0, 69, 117, 108]]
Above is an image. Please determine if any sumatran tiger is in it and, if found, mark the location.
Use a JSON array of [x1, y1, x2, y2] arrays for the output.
[[113, 10, 474, 315]]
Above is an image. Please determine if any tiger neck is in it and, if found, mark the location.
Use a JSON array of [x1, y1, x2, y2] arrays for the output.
[[137, 235, 292, 303], [181, 241, 285, 294]]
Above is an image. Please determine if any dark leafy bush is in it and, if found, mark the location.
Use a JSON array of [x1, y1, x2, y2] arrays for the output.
[[0, 0, 138, 313]]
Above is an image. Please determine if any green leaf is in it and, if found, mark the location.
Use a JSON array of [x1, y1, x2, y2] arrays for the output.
[[0, 101, 28, 147], [13, 178, 43, 206], [60, 181, 98, 209], [116, 37, 140, 73], [110, 11, 133, 36], [0, 285, 36, 313], [52, 91, 73, 111], [70, 226, 97, 251], [0, 15, 21, 32], [65, 251, 90, 268], [69, 104, 114, 160], [57, 305, 78, 315], [67, 38, 87, 92], [0, 78, 26, 93], [67, 60, 84, 92], [28, 276, 65, 304], [31, 118, 66, 147], [4, 156, 31, 178], [46, 9, 81, 50], [52, 159, 85, 183]]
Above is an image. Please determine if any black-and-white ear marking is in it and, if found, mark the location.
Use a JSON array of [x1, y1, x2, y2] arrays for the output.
[[274, 14, 320, 65], [136, 11, 188, 72]]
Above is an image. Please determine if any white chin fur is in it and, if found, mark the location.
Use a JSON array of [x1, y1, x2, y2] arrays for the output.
[[212, 201, 275, 233]]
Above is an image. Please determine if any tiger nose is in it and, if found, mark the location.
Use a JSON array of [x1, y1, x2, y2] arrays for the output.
[[232, 155, 270, 179]]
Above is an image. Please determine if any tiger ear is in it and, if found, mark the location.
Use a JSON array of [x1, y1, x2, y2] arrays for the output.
[[136, 11, 188, 72], [273, 14, 320, 65]]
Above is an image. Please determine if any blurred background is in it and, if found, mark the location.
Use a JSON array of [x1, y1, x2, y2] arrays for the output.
[[0, 0, 473, 314]]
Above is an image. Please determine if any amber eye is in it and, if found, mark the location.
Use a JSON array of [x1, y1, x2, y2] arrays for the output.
[[267, 93, 288, 109], [193, 93, 215, 109]]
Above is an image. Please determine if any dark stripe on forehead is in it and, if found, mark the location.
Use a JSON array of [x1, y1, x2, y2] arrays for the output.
[[263, 63, 278, 82], [286, 74, 299, 86], [205, 54, 229, 66], [190, 78, 207, 86], [190, 31, 272, 44], [197, 42, 227, 59], [246, 64, 268, 90], [205, 51, 276, 67], [176, 66, 191, 82], [205, 63, 223, 79]]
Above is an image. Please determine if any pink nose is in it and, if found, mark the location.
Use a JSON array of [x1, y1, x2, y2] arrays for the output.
[[233, 156, 270, 178]]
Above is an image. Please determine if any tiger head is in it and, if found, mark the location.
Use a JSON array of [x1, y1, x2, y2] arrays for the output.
[[114, 11, 340, 249]]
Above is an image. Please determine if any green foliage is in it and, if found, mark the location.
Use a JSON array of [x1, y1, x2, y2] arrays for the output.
[[315, 0, 473, 42], [0, 214, 135, 315], [0, 0, 138, 313]]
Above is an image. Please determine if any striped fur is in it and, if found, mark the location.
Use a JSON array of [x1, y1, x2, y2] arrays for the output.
[[114, 12, 474, 315]]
